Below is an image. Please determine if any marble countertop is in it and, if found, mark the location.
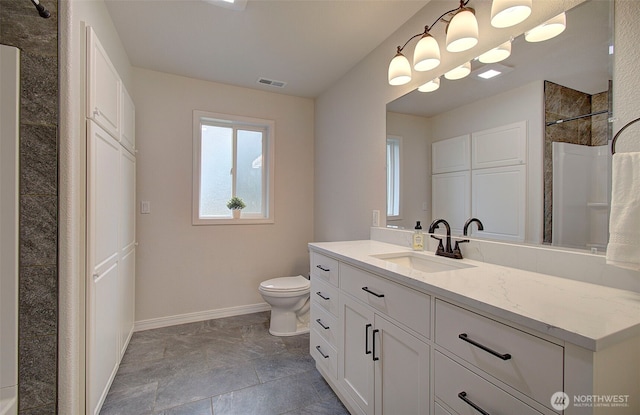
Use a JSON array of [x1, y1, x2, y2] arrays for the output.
[[309, 240, 640, 351]]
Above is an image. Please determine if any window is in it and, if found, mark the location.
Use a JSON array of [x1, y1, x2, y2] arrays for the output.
[[193, 111, 275, 224], [386, 136, 402, 218]]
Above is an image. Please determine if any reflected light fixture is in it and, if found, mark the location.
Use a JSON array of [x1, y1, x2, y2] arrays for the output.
[[490, 0, 532, 28], [525, 12, 566, 42], [418, 77, 441, 92], [478, 40, 512, 63], [444, 61, 471, 80]]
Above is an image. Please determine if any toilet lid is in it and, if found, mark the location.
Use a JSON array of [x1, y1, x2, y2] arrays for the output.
[[260, 275, 310, 293]]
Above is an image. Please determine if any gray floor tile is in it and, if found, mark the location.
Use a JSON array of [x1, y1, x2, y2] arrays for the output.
[[100, 382, 157, 415], [284, 395, 350, 415], [253, 349, 316, 383], [163, 398, 213, 415]]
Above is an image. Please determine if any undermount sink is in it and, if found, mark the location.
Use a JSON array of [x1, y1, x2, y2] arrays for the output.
[[372, 252, 475, 273]]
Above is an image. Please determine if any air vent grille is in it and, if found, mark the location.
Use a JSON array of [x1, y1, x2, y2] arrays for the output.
[[257, 77, 287, 88]]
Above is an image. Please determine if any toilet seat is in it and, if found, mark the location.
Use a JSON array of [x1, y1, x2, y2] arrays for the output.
[[259, 275, 310, 294]]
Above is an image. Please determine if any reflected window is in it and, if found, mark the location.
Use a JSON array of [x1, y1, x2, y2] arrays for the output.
[[387, 136, 402, 218]]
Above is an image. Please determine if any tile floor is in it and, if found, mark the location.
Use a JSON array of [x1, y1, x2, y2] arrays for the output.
[[100, 311, 350, 415]]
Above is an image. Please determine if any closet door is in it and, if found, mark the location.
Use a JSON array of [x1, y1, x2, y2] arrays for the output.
[[86, 27, 121, 139], [432, 135, 470, 174], [119, 148, 136, 356], [431, 171, 471, 235], [87, 120, 121, 414]]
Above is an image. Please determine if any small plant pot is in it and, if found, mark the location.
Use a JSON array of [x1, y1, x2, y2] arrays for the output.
[[232, 209, 241, 219]]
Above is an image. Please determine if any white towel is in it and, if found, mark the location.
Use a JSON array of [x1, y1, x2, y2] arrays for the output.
[[606, 152, 640, 271]]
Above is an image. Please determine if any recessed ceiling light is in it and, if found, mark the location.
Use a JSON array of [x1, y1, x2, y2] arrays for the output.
[[203, 0, 247, 11], [477, 69, 502, 79], [471, 63, 514, 80]]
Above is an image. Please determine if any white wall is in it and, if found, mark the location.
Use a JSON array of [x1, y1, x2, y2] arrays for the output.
[[314, 0, 572, 241], [133, 68, 314, 322], [386, 112, 431, 229]]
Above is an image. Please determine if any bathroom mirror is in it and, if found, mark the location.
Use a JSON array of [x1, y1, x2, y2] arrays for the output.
[[386, 0, 613, 252]]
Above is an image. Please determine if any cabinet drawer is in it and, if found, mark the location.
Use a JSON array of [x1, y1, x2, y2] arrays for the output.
[[311, 252, 339, 286], [435, 351, 545, 415], [340, 263, 430, 339], [435, 300, 563, 409], [310, 302, 338, 348], [311, 328, 337, 380], [311, 277, 339, 317]]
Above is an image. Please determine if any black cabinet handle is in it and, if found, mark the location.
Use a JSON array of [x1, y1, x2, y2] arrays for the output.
[[315, 345, 329, 359], [362, 286, 385, 298], [458, 333, 512, 361], [316, 318, 330, 330], [316, 265, 330, 272], [365, 324, 372, 355], [316, 291, 330, 301], [458, 392, 491, 415], [372, 329, 380, 361]]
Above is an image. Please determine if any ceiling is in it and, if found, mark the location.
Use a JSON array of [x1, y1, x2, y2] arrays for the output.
[[104, 0, 427, 98], [387, 0, 612, 118]]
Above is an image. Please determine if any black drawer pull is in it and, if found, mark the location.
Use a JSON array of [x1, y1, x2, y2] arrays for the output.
[[315, 345, 329, 359], [458, 333, 512, 361], [372, 329, 380, 361], [365, 324, 372, 355], [362, 286, 385, 298], [316, 318, 330, 330], [316, 265, 330, 272], [458, 391, 491, 415], [316, 291, 330, 301]]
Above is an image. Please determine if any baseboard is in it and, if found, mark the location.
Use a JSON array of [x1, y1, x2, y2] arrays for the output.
[[133, 302, 271, 332]]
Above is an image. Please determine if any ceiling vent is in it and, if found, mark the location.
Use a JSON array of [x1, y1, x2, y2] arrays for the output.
[[257, 78, 287, 88]]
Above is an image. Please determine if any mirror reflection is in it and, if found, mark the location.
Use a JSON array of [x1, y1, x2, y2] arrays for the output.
[[386, 0, 612, 252]]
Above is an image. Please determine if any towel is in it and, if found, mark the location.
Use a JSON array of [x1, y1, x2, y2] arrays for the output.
[[606, 152, 640, 271]]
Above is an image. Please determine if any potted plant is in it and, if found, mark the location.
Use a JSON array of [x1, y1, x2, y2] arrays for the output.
[[226, 196, 246, 219]]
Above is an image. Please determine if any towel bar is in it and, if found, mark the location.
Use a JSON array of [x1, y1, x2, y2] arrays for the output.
[[611, 116, 640, 154]]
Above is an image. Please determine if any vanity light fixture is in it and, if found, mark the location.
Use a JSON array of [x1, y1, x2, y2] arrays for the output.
[[490, 0, 532, 28], [418, 77, 441, 92], [388, 0, 477, 86], [444, 61, 471, 80], [525, 12, 566, 42], [478, 40, 512, 63]]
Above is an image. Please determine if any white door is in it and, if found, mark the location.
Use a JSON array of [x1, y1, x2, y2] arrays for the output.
[[120, 87, 135, 154], [432, 135, 470, 174], [118, 148, 136, 356], [339, 295, 375, 415], [472, 165, 526, 242], [374, 315, 430, 415], [432, 171, 471, 235], [87, 120, 121, 415]]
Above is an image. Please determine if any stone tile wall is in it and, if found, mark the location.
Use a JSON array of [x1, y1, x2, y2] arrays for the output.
[[543, 80, 612, 244], [0, 1, 58, 413]]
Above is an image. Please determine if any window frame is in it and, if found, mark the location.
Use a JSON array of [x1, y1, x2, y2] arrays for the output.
[[386, 135, 402, 220], [192, 110, 275, 225]]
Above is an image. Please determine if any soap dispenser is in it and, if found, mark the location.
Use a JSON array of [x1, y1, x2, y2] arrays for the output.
[[412, 221, 424, 251]]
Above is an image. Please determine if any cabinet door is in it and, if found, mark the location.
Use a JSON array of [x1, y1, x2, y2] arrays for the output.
[[86, 26, 121, 139], [432, 171, 471, 235], [432, 135, 470, 174], [339, 295, 375, 415], [120, 86, 135, 153], [119, 247, 135, 358], [374, 315, 430, 415], [472, 165, 526, 242], [471, 121, 527, 169], [120, 148, 136, 254]]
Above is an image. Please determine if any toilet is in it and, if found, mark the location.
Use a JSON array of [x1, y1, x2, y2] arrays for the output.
[[259, 275, 311, 336]]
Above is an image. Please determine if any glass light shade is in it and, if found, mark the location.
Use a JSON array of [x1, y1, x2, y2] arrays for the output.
[[525, 12, 566, 42], [444, 61, 471, 80], [478, 40, 512, 63], [490, 0, 532, 28], [446, 9, 479, 53], [388, 52, 412, 85], [413, 34, 441, 72], [418, 77, 440, 92]]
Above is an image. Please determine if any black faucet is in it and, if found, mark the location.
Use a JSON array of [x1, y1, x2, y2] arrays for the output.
[[428, 219, 468, 259], [463, 217, 484, 236]]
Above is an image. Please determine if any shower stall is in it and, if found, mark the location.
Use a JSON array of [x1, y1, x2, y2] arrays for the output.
[[0, 44, 19, 415]]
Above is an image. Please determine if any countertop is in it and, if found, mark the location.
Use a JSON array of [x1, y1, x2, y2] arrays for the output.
[[309, 240, 640, 351]]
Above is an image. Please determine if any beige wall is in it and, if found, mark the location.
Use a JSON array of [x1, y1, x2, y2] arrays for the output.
[[132, 68, 314, 322]]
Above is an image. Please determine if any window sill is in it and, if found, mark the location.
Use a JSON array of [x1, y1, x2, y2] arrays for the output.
[[192, 217, 274, 226]]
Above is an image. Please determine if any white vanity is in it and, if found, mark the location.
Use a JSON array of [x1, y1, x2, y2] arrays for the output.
[[308, 240, 640, 415]]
